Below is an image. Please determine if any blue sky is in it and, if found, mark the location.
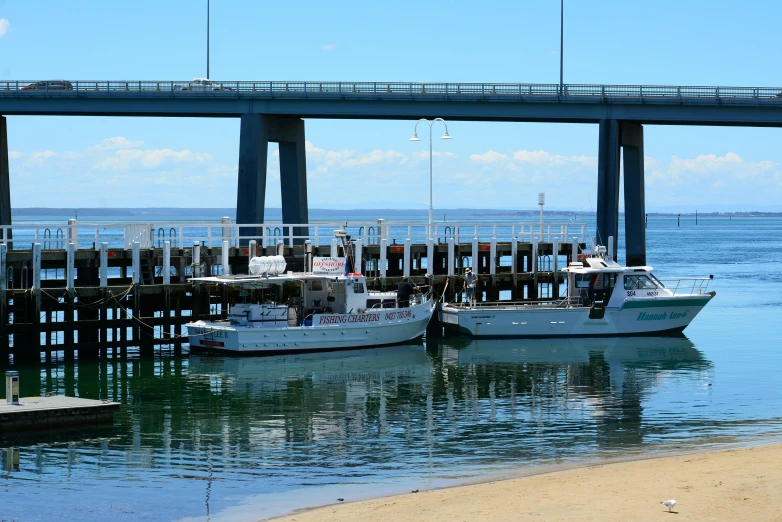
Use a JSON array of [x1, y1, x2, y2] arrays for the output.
[[2, 1, 782, 211]]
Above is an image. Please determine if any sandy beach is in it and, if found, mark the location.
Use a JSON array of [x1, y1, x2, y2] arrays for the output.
[[272, 443, 782, 521]]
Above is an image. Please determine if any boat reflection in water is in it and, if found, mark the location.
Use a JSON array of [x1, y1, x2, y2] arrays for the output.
[[183, 335, 712, 521]]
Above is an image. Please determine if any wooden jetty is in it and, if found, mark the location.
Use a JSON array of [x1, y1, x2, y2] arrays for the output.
[[0, 219, 589, 363], [0, 395, 120, 432]]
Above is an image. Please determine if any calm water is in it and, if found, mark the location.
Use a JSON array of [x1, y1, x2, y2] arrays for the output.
[[1, 216, 782, 522]]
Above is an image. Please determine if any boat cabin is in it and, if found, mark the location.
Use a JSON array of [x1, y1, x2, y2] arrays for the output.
[[191, 273, 405, 328], [563, 256, 670, 308]]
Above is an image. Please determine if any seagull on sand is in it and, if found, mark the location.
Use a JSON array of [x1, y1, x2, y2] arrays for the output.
[[661, 499, 677, 513]]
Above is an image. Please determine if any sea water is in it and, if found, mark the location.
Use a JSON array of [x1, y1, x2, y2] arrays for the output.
[[1, 216, 781, 522]]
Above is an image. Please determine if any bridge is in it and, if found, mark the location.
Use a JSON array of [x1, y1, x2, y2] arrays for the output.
[[3, 79, 782, 265]]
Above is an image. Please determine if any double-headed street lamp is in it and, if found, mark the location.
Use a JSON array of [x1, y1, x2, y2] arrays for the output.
[[409, 118, 452, 240]]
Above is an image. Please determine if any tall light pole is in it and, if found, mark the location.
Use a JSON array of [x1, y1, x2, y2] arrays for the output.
[[409, 118, 452, 240], [206, 0, 210, 79]]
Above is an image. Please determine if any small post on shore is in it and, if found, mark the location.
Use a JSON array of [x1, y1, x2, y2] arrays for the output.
[[645, 213, 648, 229], [696, 209, 698, 225], [678, 214, 681, 227]]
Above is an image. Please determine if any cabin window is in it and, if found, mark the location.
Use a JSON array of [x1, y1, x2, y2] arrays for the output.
[[624, 275, 657, 290], [310, 280, 323, 291], [353, 282, 365, 293]]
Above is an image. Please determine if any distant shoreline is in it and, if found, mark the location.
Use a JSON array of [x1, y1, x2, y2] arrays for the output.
[[10, 207, 782, 219]]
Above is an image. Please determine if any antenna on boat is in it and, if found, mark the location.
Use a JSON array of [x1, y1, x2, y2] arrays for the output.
[[334, 229, 355, 273]]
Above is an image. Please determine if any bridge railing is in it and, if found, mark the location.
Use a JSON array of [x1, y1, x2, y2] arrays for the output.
[[1, 80, 781, 101]]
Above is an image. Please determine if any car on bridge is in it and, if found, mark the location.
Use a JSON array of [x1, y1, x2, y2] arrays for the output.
[[173, 78, 232, 92], [21, 80, 74, 91]]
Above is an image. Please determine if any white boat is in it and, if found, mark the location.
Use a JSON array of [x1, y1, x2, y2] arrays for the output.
[[185, 254, 435, 355], [440, 247, 715, 338]]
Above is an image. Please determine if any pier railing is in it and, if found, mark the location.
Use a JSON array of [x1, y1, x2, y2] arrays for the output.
[[0, 220, 588, 251], [2, 80, 782, 102]]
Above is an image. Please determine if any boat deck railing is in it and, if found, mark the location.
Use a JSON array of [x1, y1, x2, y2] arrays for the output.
[[447, 297, 583, 310], [658, 277, 714, 296]]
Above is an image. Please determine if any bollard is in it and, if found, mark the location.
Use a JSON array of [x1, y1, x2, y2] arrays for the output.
[[248, 239, 257, 262], [403, 238, 411, 277], [221, 216, 232, 245], [100, 242, 108, 288], [163, 241, 171, 284], [66, 241, 75, 291], [222, 240, 229, 276], [352, 239, 361, 274], [132, 241, 140, 284], [193, 242, 201, 277], [277, 240, 285, 257], [5, 370, 19, 405], [305, 240, 313, 273]]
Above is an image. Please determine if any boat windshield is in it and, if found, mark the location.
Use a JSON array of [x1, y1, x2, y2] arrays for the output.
[[624, 274, 659, 290], [648, 272, 666, 288]]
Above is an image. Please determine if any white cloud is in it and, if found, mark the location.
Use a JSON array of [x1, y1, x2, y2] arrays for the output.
[[88, 136, 145, 150], [93, 148, 212, 171], [8, 151, 24, 160], [23, 150, 56, 167], [0, 19, 9, 37], [322, 43, 336, 51], [470, 150, 509, 164]]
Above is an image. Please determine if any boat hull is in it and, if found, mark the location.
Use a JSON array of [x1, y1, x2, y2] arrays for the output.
[[186, 300, 435, 355], [440, 293, 715, 338]]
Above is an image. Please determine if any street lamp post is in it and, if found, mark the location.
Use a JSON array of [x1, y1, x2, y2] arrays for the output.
[[409, 118, 452, 240]]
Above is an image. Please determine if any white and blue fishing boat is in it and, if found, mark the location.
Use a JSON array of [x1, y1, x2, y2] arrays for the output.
[[439, 247, 715, 338]]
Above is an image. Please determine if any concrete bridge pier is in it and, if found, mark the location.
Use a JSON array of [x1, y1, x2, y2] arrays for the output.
[[0, 116, 11, 247], [596, 119, 646, 266], [237, 114, 309, 245]]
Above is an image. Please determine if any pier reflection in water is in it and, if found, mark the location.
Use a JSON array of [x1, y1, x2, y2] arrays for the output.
[[0, 336, 776, 522]]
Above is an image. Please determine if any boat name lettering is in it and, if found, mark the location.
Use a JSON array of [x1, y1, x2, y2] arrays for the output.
[[200, 340, 225, 347], [637, 310, 688, 321], [318, 313, 381, 325], [205, 330, 227, 339], [470, 315, 494, 319], [385, 310, 412, 320]]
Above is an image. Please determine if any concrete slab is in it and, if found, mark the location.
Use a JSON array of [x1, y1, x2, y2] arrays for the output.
[[0, 395, 120, 433]]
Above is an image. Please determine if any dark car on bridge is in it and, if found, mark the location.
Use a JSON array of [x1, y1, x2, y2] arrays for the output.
[[21, 80, 74, 91]]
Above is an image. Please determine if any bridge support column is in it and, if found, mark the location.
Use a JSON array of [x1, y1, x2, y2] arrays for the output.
[[237, 114, 309, 246], [0, 116, 11, 247], [621, 122, 646, 267], [596, 119, 620, 259]]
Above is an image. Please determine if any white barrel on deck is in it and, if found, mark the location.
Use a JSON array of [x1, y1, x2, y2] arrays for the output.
[[249, 255, 287, 276]]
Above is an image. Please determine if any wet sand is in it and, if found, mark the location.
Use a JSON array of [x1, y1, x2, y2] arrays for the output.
[[271, 443, 782, 521]]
